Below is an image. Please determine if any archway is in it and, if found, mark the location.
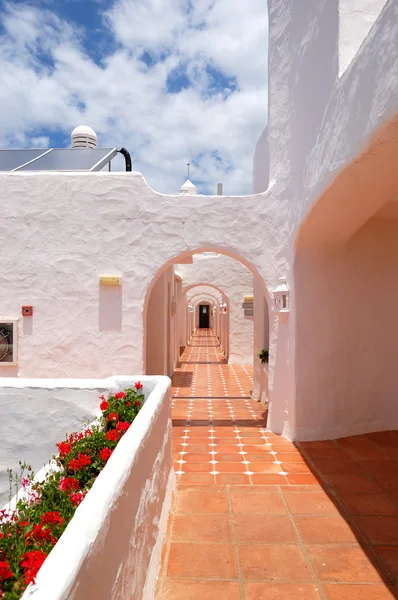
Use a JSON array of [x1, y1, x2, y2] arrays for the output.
[[144, 247, 270, 410]]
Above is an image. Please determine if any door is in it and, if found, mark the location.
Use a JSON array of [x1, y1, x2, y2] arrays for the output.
[[199, 304, 210, 328]]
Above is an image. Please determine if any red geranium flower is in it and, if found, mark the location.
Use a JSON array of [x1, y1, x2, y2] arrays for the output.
[[20, 550, 47, 584], [18, 520, 30, 528], [114, 391, 126, 400], [135, 381, 143, 390], [108, 412, 119, 422], [105, 429, 120, 442], [0, 561, 14, 580], [41, 511, 64, 525], [100, 447, 113, 461], [58, 477, 79, 492], [116, 421, 130, 433], [100, 399, 109, 411], [134, 400, 141, 407], [126, 401, 131, 407], [70, 491, 85, 507], [56, 441, 72, 458], [68, 453, 92, 472]]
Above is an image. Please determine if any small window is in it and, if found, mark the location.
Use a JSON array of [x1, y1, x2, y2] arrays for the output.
[[0, 320, 17, 365]]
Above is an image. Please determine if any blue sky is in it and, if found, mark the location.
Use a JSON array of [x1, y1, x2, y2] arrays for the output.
[[0, 0, 267, 193]]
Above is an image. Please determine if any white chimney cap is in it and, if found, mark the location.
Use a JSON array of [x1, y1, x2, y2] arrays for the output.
[[71, 125, 98, 148], [180, 179, 197, 195]]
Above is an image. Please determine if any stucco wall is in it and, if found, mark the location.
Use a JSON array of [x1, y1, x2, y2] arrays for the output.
[[294, 218, 398, 440], [12, 375, 174, 600], [177, 255, 254, 364]]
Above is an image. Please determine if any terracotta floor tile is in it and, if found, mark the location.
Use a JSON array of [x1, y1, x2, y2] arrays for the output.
[[230, 489, 286, 514], [245, 583, 322, 600], [282, 462, 313, 474], [167, 542, 237, 579], [239, 544, 313, 581], [324, 475, 381, 493], [322, 583, 396, 599], [215, 444, 242, 453], [353, 516, 398, 545], [248, 463, 282, 474], [179, 443, 208, 452], [233, 514, 297, 543], [311, 459, 364, 476], [306, 544, 384, 582], [182, 462, 212, 472], [293, 515, 360, 544], [286, 474, 320, 485], [183, 453, 213, 463], [339, 492, 398, 516], [283, 491, 340, 515], [158, 580, 241, 600], [245, 453, 275, 462], [175, 487, 228, 513], [251, 474, 287, 485], [216, 462, 246, 473], [172, 513, 231, 542], [179, 473, 215, 485], [216, 473, 251, 484]]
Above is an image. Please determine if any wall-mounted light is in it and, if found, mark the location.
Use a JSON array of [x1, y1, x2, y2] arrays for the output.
[[219, 303, 227, 314], [99, 276, 121, 287], [273, 278, 289, 315], [188, 304, 193, 313], [242, 294, 254, 317]]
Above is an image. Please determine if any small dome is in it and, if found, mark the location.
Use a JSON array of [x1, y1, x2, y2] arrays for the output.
[[180, 179, 197, 195], [71, 125, 98, 149]]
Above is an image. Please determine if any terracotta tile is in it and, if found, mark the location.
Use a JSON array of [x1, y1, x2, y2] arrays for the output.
[[248, 463, 282, 474], [272, 445, 303, 454], [239, 544, 313, 581], [301, 447, 347, 460], [243, 444, 272, 453], [183, 453, 213, 463], [339, 492, 398, 516], [294, 515, 360, 544], [172, 513, 231, 542], [274, 452, 308, 463], [281, 484, 325, 493], [299, 441, 337, 448], [175, 488, 227, 513], [282, 462, 313, 474], [245, 453, 275, 462], [306, 545, 384, 582], [184, 437, 211, 445], [182, 462, 212, 472], [312, 459, 363, 476], [158, 579, 241, 600], [283, 491, 340, 515], [213, 444, 241, 453], [230, 488, 286, 514], [234, 514, 297, 543], [180, 443, 209, 452], [167, 542, 237, 579], [286, 474, 320, 485], [216, 453, 248, 462], [216, 462, 246, 473], [179, 473, 215, 485], [245, 583, 322, 600], [325, 475, 381, 493], [354, 516, 398, 544], [322, 584, 396, 599], [251, 474, 286, 485], [216, 473, 251, 484]]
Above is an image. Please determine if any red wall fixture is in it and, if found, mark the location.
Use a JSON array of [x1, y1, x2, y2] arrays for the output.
[[22, 306, 33, 317]]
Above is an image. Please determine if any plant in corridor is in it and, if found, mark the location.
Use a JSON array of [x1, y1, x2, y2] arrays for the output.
[[258, 349, 269, 364], [0, 383, 144, 600]]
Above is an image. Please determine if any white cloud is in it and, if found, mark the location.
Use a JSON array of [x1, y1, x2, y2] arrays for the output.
[[0, 0, 268, 194]]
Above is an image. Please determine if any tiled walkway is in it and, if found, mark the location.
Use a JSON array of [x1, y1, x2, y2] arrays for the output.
[[156, 329, 398, 600]]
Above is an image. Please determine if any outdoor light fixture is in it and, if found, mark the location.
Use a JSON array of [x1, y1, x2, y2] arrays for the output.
[[188, 304, 193, 313], [219, 303, 227, 314], [273, 278, 289, 315], [242, 295, 254, 317]]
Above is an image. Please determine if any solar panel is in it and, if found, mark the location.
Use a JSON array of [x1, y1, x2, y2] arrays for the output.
[[0, 148, 117, 172], [0, 149, 49, 171]]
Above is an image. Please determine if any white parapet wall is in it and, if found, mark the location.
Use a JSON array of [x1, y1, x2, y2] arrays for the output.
[[1, 375, 174, 600]]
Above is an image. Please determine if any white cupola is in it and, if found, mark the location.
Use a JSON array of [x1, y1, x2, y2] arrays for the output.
[[71, 125, 98, 149], [180, 179, 197, 195]]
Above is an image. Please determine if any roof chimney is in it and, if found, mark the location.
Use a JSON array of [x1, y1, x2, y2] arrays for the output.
[[71, 125, 98, 149], [217, 183, 223, 195]]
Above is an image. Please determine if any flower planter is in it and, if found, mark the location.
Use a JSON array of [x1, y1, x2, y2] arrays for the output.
[[1, 376, 174, 600]]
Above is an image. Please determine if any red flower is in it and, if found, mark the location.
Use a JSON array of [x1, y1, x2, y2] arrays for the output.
[[41, 511, 64, 525], [18, 520, 30, 528], [100, 447, 113, 461], [56, 441, 72, 458], [134, 400, 141, 407], [70, 491, 85, 507], [108, 412, 119, 422], [126, 401, 131, 407], [135, 381, 143, 390], [99, 394, 106, 401], [100, 400, 109, 411], [20, 550, 47, 584], [106, 429, 120, 442], [25, 524, 53, 543], [116, 421, 130, 433], [58, 477, 79, 492], [114, 391, 126, 400], [0, 561, 14, 580], [68, 453, 92, 472]]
